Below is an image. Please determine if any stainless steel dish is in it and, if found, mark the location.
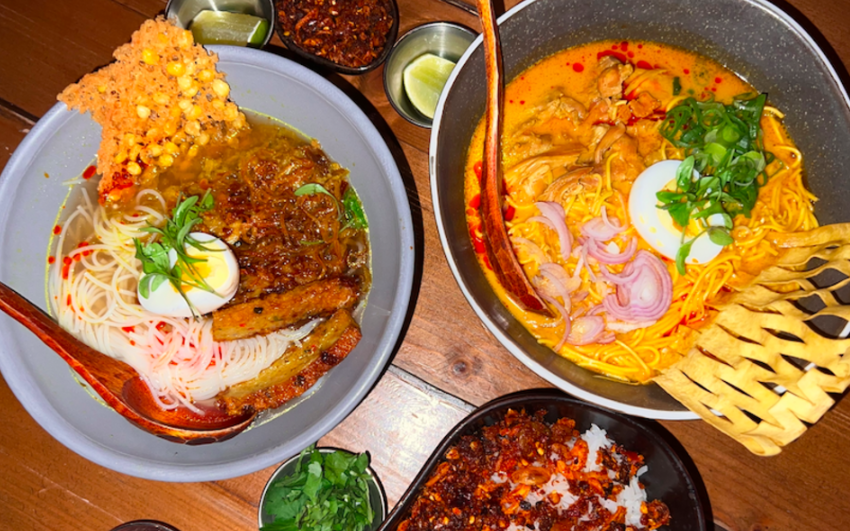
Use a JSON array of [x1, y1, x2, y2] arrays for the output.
[[258, 447, 388, 530], [383, 22, 476, 128], [165, 0, 275, 47], [430, 0, 850, 419], [378, 389, 711, 531]]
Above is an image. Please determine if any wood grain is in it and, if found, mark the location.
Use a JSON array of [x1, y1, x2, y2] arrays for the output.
[[1, 0, 850, 531]]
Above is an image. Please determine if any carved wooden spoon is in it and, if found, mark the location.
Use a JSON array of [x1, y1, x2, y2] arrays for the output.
[[476, 0, 552, 316], [0, 281, 255, 445]]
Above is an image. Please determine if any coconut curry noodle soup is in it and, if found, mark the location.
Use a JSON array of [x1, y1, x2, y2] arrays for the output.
[[52, 18, 370, 419], [465, 40, 816, 383]]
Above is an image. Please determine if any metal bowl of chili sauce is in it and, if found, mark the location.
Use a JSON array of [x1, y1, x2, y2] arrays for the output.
[[274, 0, 399, 75]]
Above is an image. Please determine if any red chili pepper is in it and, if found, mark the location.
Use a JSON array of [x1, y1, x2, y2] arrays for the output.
[[474, 160, 483, 181], [473, 238, 486, 254], [121, 326, 135, 333], [83, 165, 97, 180], [469, 193, 481, 209], [47, 256, 56, 264], [504, 205, 516, 221], [53, 225, 62, 235]]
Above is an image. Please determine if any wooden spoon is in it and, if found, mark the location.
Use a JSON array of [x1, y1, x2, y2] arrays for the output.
[[476, 0, 552, 316], [0, 282, 255, 445]]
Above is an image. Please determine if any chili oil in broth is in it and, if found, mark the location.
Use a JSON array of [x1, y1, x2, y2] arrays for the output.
[[463, 40, 807, 382], [124, 113, 371, 308]]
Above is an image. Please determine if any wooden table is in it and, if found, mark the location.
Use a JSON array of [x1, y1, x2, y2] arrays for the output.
[[1, 0, 850, 530]]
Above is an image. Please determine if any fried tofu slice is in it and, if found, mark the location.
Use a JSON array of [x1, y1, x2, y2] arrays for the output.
[[212, 277, 360, 341], [217, 309, 361, 415]]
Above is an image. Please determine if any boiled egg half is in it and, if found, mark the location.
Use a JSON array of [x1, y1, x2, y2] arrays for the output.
[[138, 232, 239, 317], [629, 160, 725, 265]]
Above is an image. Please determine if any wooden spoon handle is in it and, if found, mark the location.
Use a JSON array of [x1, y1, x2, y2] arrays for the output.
[[0, 282, 253, 443], [0, 282, 132, 396], [476, 0, 552, 315]]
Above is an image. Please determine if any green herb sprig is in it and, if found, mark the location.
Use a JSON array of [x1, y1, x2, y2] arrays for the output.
[[261, 445, 376, 531], [294, 183, 369, 235], [658, 93, 775, 274], [133, 193, 218, 317]]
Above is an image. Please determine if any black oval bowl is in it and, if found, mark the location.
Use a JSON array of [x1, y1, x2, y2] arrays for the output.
[[429, 0, 850, 419], [273, 0, 399, 75], [377, 389, 710, 531]]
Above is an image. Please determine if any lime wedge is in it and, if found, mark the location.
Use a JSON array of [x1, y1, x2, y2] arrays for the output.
[[403, 53, 457, 119], [190, 10, 269, 47]]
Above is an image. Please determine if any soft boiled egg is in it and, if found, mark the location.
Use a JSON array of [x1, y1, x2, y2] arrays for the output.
[[138, 232, 239, 317], [629, 160, 724, 265]]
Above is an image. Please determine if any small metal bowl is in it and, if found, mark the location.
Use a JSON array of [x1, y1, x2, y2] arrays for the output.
[[383, 22, 476, 128], [165, 0, 275, 48], [274, 0, 399, 75], [258, 447, 388, 530]]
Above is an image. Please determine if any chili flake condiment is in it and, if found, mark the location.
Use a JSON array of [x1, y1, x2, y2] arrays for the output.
[[397, 409, 671, 531], [278, 0, 394, 68]]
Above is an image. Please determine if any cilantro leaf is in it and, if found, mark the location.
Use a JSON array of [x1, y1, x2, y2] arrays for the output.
[[261, 445, 376, 531], [341, 187, 368, 231], [132, 192, 218, 318]]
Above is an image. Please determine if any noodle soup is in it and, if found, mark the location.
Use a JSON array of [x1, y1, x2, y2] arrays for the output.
[[464, 40, 816, 383], [48, 114, 371, 413]]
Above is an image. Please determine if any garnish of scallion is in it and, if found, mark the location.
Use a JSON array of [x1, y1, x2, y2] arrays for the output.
[[658, 93, 775, 274]]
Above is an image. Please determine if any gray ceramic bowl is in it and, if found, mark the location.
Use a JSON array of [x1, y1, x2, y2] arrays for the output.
[[0, 46, 414, 481], [259, 447, 387, 530], [430, 0, 850, 419]]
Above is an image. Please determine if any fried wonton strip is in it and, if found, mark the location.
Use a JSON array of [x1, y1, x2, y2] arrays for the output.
[[655, 224, 850, 455], [212, 277, 360, 341], [217, 309, 361, 415]]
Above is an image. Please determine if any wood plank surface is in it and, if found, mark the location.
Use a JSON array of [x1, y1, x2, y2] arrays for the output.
[[1, 0, 850, 531]]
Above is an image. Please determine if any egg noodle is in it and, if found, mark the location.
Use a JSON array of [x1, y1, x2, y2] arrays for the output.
[[464, 41, 819, 383], [494, 110, 816, 383], [48, 187, 319, 412]]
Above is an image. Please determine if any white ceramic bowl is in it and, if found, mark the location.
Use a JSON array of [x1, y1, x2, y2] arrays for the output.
[[0, 46, 414, 481]]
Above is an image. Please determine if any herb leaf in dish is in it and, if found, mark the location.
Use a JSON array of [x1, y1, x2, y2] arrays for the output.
[[261, 445, 375, 531], [658, 93, 773, 273], [133, 192, 219, 316]]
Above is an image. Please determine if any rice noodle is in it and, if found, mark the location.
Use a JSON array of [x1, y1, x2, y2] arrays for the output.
[[49, 188, 319, 412]]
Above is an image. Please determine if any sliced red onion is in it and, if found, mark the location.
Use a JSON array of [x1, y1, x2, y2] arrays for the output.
[[601, 206, 624, 235], [534, 201, 573, 261], [539, 263, 581, 292], [597, 332, 617, 344], [602, 250, 673, 322], [580, 243, 598, 282], [586, 236, 637, 265], [581, 217, 618, 242], [512, 236, 548, 265], [534, 278, 572, 351], [588, 304, 605, 316], [536, 269, 572, 314], [600, 261, 642, 285], [567, 315, 606, 346], [572, 290, 589, 303]]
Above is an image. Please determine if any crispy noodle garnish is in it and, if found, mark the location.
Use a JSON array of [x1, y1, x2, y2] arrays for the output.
[[655, 223, 850, 455], [58, 17, 247, 204]]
